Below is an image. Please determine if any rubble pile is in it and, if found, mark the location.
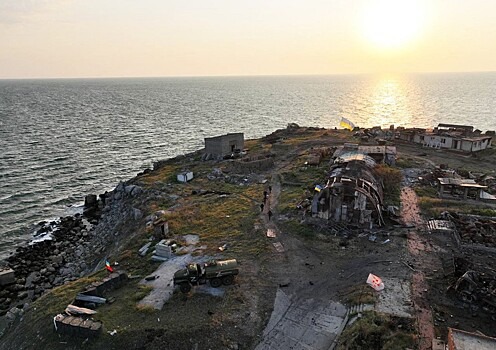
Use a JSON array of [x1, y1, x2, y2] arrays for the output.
[[418, 167, 459, 186], [448, 257, 496, 316], [451, 215, 496, 247]]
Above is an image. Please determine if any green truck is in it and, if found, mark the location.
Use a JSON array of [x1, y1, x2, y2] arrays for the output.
[[173, 259, 239, 293]]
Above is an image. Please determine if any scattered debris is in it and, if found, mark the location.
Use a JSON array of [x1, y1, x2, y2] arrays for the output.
[[449, 269, 496, 314], [272, 242, 285, 253], [218, 243, 228, 252], [65, 304, 97, 316], [152, 240, 173, 261], [75, 294, 107, 304], [138, 242, 152, 257], [448, 327, 496, 350], [145, 275, 159, 281], [428, 220, 454, 234], [54, 314, 102, 337], [266, 229, 276, 238], [0, 267, 15, 286], [366, 273, 385, 291]]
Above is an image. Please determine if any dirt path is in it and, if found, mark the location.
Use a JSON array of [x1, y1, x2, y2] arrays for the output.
[[255, 169, 351, 350], [401, 187, 436, 350]]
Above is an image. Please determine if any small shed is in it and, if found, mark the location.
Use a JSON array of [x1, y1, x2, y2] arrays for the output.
[[204, 133, 244, 159], [177, 171, 194, 183]]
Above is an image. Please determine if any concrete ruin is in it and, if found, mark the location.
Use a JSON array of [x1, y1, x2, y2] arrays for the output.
[[228, 153, 274, 174], [312, 151, 385, 227], [333, 143, 397, 166], [448, 328, 496, 350], [0, 268, 15, 286], [204, 133, 244, 159], [397, 123, 493, 152], [438, 178, 489, 200]]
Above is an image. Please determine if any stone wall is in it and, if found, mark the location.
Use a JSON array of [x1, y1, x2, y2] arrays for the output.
[[228, 155, 274, 174]]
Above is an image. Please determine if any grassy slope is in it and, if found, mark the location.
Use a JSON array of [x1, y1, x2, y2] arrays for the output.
[[2, 128, 493, 349]]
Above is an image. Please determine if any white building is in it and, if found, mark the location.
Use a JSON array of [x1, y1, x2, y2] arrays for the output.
[[402, 124, 493, 152]]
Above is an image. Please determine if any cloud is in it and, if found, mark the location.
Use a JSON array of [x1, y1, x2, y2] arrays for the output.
[[0, 0, 72, 24]]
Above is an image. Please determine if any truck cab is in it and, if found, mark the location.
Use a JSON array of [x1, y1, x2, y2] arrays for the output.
[[173, 259, 239, 293]]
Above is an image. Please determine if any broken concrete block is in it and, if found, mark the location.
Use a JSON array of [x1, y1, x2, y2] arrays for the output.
[[0, 268, 15, 286]]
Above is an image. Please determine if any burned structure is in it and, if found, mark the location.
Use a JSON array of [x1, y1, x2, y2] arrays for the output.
[[332, 144, 397, 166], [204, 133, 244, 159], [397, 123, 493, 152], [312, 151, 385, 227]]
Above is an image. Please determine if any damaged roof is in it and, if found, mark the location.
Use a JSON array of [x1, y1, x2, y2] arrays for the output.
[[333, 152, 377, 167], [438, 178, 487, 188]]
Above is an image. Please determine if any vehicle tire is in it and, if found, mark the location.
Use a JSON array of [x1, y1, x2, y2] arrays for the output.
[[179, 283, 191, 293], [222, 275, 234, 286], [459, 290, 476, 303], [210, 278, 222, 288]]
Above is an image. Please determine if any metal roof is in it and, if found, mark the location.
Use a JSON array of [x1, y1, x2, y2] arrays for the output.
[[334, 152, 377, 167], [438, 178, 487, 188]]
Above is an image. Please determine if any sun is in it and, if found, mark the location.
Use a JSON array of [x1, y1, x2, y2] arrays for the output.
[[362, 0, 425, 49]]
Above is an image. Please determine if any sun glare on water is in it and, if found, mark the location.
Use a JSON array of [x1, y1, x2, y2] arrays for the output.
[[362, 0, 426, 49]]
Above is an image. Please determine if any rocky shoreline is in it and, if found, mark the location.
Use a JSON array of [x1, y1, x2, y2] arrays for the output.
[[0, 175, 150, 334]]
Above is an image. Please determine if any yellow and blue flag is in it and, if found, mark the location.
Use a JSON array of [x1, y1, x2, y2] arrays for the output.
[[340, 117, 356, 131]]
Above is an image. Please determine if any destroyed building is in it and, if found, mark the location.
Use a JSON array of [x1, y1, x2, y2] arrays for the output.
[[204, 133, 244, 159], [312, 151, 385, 227], [332, 143, 397, 166], [438, 178, 490, 201], [397, 123, 493, 152], [448, 328, 496, 350]]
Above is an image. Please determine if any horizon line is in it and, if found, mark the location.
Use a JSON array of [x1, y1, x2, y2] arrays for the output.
[[1, 70, 496, 81]]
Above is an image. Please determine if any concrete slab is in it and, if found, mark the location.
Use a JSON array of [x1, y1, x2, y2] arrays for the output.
[[256, 289, 348, 350], [182, 234, 200, 245], [138, 255, 212, 310], [375, 277, 413, 318], [0, 268, 15, 286]]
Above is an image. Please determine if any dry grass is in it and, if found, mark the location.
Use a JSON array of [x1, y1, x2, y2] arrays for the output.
[[337, 311, 416, 350], [375, 164, 402, 206], [342, 285, 378, 306], [418, 197, 496, 217]]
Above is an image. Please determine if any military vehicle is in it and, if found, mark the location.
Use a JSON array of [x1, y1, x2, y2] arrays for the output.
[[173, 259, 239, 293]]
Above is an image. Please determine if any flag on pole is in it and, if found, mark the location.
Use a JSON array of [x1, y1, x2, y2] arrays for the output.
[[340, 117, 356, 131], [105, 260, 114, 273], [366, 273, 384, 291]]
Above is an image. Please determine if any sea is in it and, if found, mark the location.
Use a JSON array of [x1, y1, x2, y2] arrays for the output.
[[1, 73, 495, 259]]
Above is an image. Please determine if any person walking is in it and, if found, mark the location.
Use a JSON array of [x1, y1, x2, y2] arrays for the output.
[[260, 203, 264, 212], [268, 210, 273, 221]]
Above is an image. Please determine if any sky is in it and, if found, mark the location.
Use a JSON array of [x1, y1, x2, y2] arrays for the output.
[[1, 0, 496, 79]]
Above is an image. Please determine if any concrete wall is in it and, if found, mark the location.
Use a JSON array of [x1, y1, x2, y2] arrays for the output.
[[205, 133, 244, 157], [461, 140, 473, 152], [228, 157, 274, 174], [417, 134, 454, 149], [470, 138, 491, 152]]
